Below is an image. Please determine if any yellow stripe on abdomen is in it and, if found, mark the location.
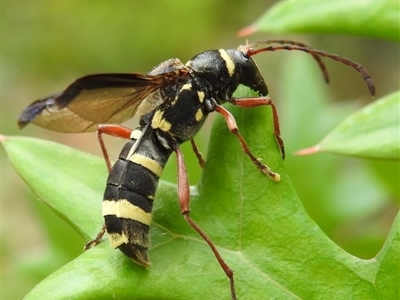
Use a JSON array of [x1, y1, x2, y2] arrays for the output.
[[103, 199, 152, 226], [128, 154, 163, 177], [108, 232, 129, 248]]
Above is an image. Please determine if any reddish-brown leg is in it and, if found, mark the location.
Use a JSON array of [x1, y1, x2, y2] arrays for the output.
[[190, 138, 205, 168], [214, 104, 280, 182], [84, 224, 106, 250], [97, 124, 133, 172], [174, 145, 237, 300], [84, 124, 133, 250], [229, 96, 285, 159]]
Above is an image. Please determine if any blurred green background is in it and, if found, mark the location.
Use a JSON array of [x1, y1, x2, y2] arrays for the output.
[[1, 1, 399, 299]]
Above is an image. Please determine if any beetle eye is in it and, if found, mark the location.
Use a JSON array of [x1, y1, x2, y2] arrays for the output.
[[241, 52, 249, 61]]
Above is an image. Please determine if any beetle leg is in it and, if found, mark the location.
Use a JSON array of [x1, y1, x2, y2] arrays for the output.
[[97, 124, 133, 172], [84, 224, 106, 250], [229, 96, 285, 160], [174, 144, 237, 300], [190, 138, 205, 168], [214, 104, 280, 182]]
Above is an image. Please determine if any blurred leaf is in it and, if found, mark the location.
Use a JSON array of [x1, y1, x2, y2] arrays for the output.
[[2, 87, 399, 299], [239, 0, 400, 41], [296, 91, 400, 160]]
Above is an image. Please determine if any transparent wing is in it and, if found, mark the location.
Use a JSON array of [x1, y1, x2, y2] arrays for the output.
[[18, 73, 179, 133]]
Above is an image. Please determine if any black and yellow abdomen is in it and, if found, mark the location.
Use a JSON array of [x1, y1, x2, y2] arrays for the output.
[[102, 126, 173, 266]]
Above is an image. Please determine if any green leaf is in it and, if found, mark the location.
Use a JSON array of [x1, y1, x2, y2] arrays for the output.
[[2, 136, 107, 240], [375, 213, 400, 299], [239, 0, 400, 41], [2, 86, 399, 299], [296, 91, 400, 160]]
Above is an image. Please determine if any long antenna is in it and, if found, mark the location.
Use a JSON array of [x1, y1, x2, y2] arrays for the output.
[[243, 40, 375, 96]]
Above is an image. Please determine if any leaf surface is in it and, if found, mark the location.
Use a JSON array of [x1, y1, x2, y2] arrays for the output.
[[296, 91, 400, 160], [239, 0, 399, 41]]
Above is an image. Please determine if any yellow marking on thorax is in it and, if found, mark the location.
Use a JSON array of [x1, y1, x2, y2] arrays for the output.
[[151, 109, 172, 132], [129, 153, 163, 177], [219, 49, 235, 77], [180, 83, 192, 91], [195, 108, 203, 122], [103, 199, 152, 226], [170, 83, 192, 106], [197, 91, 205, 103]]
